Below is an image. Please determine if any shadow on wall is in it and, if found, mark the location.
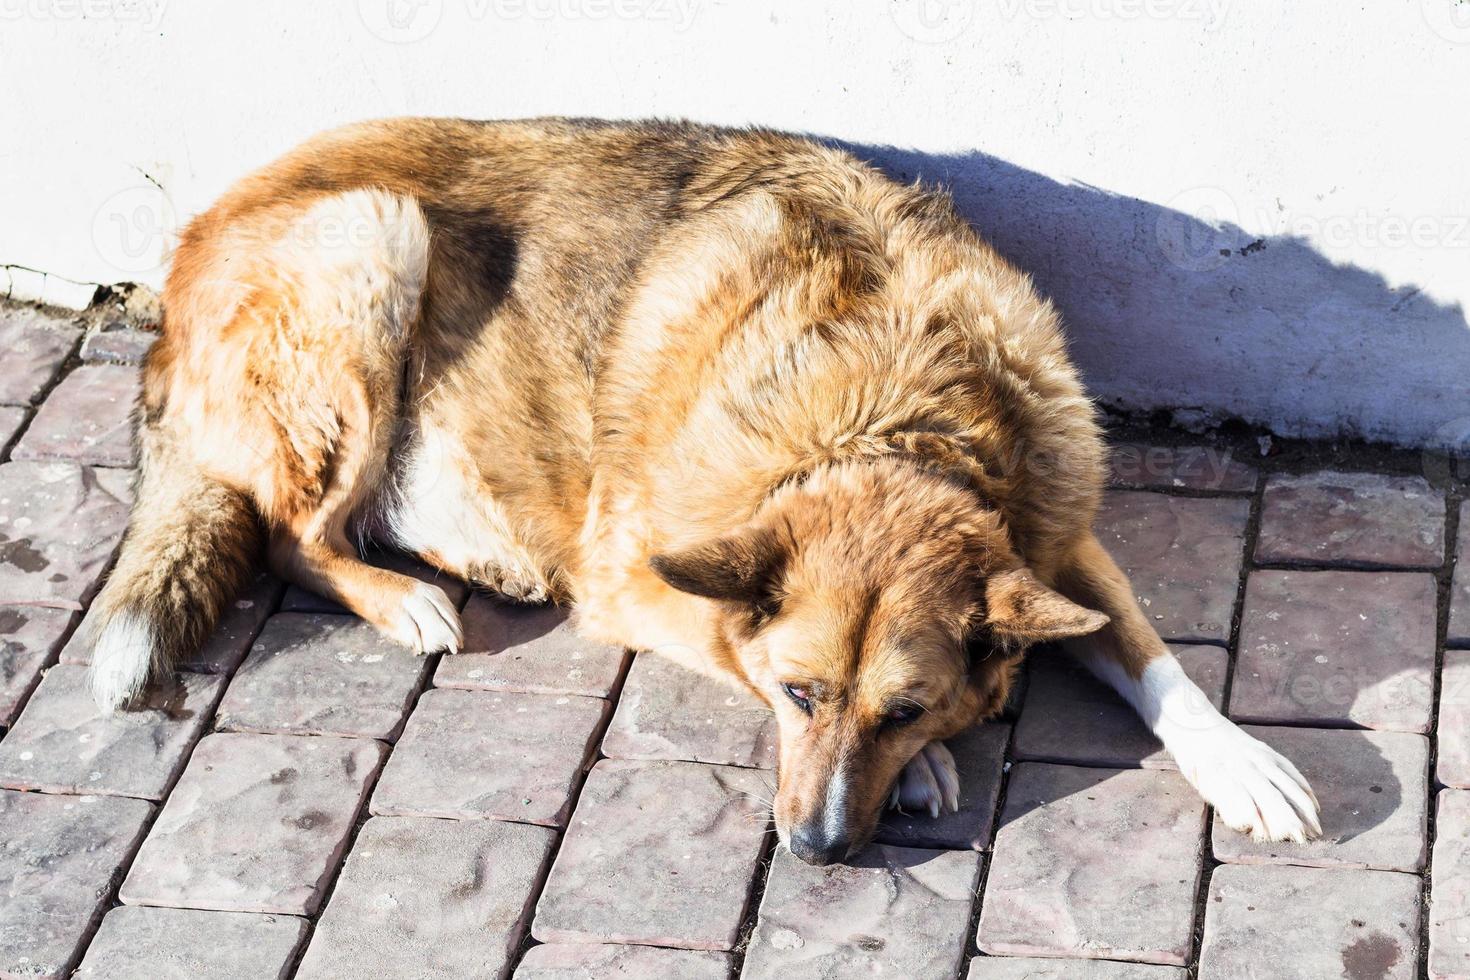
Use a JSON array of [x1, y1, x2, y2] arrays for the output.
[[830, 140, 1470, 452]]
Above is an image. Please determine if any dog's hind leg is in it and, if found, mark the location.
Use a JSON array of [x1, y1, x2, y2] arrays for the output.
[[1054, 532, 1320, 843], [250, 190, 461, 653]]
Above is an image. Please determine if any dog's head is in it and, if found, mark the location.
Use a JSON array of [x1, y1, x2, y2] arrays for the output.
[[649, 460, 1107, 864]]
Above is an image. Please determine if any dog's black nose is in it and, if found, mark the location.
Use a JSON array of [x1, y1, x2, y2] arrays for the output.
[[789, 822, 850, 866]]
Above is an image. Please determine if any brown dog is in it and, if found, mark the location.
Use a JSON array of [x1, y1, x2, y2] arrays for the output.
[[87, 118, 1319, 863]]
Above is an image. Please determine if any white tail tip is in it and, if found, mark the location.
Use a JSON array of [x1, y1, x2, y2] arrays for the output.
[[88, 614, 157, 712]]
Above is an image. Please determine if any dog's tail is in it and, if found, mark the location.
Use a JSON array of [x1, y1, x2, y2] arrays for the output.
[[87, 428, 259, 711]]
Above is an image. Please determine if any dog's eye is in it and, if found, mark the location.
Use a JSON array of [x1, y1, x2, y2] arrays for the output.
[[782, 682, 812, 714], [883, 704, 923, 728]]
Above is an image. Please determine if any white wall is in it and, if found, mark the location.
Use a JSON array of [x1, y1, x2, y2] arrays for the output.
[[3, 0, 1468, 448]]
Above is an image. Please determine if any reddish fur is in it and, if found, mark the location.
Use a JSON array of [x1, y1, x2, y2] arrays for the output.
[[94, 118, 1163, 850]]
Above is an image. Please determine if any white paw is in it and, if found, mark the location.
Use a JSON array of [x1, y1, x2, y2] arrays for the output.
[[1173, 724, 1321, 843], [390, 582, 463, 655], [888, 741, 961, 818], [88, 614, 156, 712]]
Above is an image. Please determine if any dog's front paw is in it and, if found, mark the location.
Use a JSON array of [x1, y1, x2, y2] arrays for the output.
[[1173, 724, 1321, 843], [889, 741, 961, 818], [389, 582, 463, 655]]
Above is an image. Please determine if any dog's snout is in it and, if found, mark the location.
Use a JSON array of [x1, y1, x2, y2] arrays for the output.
[[788, 821, 851, 866]]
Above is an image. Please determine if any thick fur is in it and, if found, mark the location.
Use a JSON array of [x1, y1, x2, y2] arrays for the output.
[[91, 117, 1319, 855]]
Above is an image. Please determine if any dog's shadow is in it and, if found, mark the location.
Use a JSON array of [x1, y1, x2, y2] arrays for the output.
[[994, 647, 1406, 855], [830, 138, 1470, 453]]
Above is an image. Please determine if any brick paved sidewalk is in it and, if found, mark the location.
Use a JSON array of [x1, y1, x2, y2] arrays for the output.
[[0, 304, 1466, 979]]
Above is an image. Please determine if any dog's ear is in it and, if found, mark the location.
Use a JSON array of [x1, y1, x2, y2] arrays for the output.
[[649, 526, 785, 605], [985, 567, 1109, 642]]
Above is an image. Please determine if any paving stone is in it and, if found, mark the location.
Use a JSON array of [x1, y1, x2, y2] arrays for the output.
[[280, 548, 468, 614], [514, 944, 731, 979], [1198, 864, 1421, 980], [1014, 644, 1226, 769], [1433, 790, 1470, 980], [0, 461, 131, 608], [1211, 725, 1429, 872], [73, 906, 307, 980], [436, 595, 629, 697], [80, 326, 156, 365], [1451, 501, 1470, 647], [215, 613, 431, 739], [602, 652, 776, 768], [0, 604, 74, 726], [0, 789, 153, 980], [1442, 652, 1470, 789], [0, 405, 27, 455], [296, 816, 555, 980], [743, 844, 981, 980], [1256, 470, 1445, 568], [62, 570, 283, 675], [1109, 443, 1257, 493], [0, 664, 222, 799], [875, 722, 1010, 850], [968, 958, 1188, 979], [0, 310, 80, 406], [1093, 490, 1249, 644], [533, 759, 770, 950], [1230, 570, 1436, 732], [120, 732, 385, 915], [372, 687, 605, 825], [13, 364, 140, 467], [977, 764, 1207, 966]]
